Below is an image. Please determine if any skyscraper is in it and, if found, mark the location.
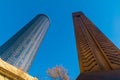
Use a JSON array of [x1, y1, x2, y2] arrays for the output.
[[73, 12, 120, 80], [0, 14, 50, 72]]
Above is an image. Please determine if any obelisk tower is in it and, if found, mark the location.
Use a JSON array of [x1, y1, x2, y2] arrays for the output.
[[73, 12, 120, 80], [0, 14, 50, 72]]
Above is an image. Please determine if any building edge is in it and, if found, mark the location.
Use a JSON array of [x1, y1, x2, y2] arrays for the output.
[[38, 14, 50, 23], [0, 58, 38, 80]]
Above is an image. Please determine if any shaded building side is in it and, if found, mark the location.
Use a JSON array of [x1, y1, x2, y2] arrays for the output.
[[73, 12, 120, 73]]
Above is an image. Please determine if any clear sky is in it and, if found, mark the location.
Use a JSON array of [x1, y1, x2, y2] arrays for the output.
[[0, 0, 120, 80]]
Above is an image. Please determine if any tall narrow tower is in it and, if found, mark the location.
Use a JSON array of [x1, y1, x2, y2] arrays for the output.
[[0, 14, 50, 72], [73, 12, 120, 80]]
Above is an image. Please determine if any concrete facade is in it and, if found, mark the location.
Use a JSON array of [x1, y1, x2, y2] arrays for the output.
[[73, 12, 120, 80], [0, 58, 37, 80]]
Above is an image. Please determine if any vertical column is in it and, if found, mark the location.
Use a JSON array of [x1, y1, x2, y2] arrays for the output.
[[73, 12, 120, 73]]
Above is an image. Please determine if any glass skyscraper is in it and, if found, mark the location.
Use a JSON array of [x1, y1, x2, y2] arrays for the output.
[[0, 14, 50, 72]]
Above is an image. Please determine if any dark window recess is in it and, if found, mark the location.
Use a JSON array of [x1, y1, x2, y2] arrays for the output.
[[76, 15, 80, 17]]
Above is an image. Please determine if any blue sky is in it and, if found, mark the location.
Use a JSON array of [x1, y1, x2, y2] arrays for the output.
[[0, 0, 120, 79]]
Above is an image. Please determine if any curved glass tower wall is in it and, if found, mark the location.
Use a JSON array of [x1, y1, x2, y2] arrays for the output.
[[0, 14, 50, 72]]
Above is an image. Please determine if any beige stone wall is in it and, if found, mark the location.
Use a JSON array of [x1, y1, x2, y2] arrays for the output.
[[0, 58, 38, 80], [0, 74, 10, 80]]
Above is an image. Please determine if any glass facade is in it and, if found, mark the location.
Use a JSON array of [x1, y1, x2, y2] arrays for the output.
[[0, 14, 50, 72]]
